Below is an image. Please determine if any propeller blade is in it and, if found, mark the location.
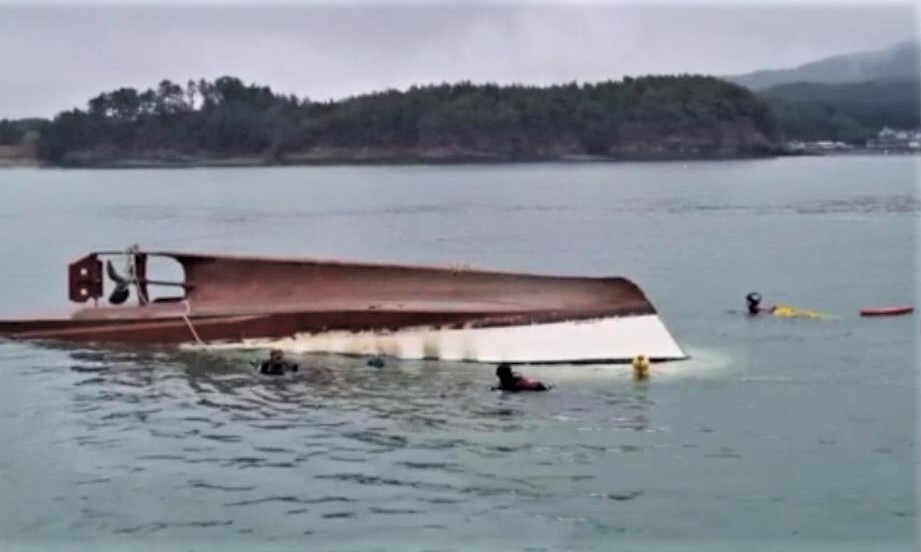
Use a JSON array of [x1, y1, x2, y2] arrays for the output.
[[108, 284, 130, 305], [106, 260, 129, 285]]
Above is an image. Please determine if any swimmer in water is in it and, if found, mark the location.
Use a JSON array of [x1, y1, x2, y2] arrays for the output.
[[632, 355, 651, 381], [256, 349, 299, 375], [746, 292, 774, 315], [746, 292, 824, 319], [492, 363, 550, 392]]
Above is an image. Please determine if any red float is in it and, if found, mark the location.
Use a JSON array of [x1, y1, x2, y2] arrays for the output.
[[859, 306, 914, 317]]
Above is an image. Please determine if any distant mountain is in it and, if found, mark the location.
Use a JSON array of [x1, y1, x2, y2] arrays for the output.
[[729, 39, 920, 90]]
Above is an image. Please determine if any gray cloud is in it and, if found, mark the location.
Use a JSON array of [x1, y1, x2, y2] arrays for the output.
[[1, 1, 917, 118]]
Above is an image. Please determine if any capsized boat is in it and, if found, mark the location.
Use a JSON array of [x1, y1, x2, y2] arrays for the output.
[[0, 246, 688, 364]]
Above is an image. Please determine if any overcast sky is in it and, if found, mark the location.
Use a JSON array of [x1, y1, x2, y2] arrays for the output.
[[1, 1, 918, 118]]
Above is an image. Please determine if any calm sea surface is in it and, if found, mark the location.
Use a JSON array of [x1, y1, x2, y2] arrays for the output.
[[0, 156, 918, 551]]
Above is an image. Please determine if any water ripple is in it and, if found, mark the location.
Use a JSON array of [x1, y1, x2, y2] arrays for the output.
[[113, 520, 233, 534], [650, 193, 920, 216], [188, 480, 256, 492], [1, 344, 730, 541]]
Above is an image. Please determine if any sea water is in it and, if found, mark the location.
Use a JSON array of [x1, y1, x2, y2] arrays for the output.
[[0, 156, 917, 551]]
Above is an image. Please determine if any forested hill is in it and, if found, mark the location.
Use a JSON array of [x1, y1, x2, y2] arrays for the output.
[[27, 75, 781, 166], [761, 79, 920, 142]]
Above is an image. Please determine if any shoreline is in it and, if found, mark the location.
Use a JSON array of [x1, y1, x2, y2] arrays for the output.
[[2, 151, 787, 170], [1, 149, 915, 170]]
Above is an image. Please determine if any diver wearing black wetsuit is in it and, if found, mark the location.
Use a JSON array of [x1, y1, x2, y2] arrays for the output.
[[258, 349, 299, 375], [492, 363, 549, 392], [746, 292, 775, 315]]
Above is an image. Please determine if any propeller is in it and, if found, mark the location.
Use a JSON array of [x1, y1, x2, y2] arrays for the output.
[[106, 259, 131, 305]]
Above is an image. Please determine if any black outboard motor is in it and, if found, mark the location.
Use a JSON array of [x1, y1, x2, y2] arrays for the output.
[[746, 292, 762, 315]]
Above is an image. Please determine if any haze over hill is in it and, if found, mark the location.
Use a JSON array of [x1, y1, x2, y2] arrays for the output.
[[729, 39, 921, 90], [727, 40, 921, 144]]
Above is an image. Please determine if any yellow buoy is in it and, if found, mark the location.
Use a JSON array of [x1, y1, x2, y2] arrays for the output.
[[632, 355, 651, 380]]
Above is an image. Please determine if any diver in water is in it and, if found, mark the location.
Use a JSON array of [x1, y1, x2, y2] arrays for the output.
[[745, 292, 774, 315], [632, 355, 651, 381], [746, 292, 824, 319], [257, 349, 299, 375], [492, 363, 550, 392]]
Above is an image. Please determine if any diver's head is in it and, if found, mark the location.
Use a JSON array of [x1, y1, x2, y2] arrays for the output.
[[270, 349, 284, 363], [745, 292, 762, 314], [632, 355, 651, 378], [496, 363, 513, 380]]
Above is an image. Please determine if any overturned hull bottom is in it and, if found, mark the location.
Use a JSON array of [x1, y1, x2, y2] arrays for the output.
[[190, 314, 688, 365]]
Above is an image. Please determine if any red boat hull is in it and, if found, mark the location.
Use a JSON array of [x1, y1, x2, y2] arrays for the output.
[[0, 249, 688, 363]]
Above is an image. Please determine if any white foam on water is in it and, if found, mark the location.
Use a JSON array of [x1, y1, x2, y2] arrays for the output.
[[650, 344, 734, 379], [455, 344, 733, 385]]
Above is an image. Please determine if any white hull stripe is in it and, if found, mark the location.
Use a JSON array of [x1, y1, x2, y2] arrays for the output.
[[196, 314, 688, 364]]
